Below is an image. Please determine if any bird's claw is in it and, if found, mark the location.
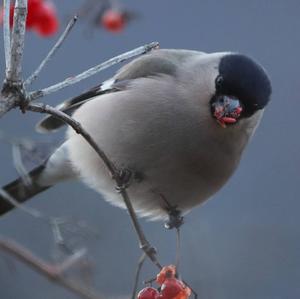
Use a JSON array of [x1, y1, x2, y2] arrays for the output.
[[164, 208, 184, 229], [115, 168, 134, 192]]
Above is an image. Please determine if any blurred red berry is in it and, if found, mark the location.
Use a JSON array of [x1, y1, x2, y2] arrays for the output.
[[101, 9, 125, 33], [26, 0, 43, 28], [0, 0, 58, 37], [33, 1, 59, 37], [137, 287, 159, 299], [160, 278, 184, 299]]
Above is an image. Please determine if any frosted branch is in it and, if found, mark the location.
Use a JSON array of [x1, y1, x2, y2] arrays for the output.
[[3, 0, 11, 72], [29, 42, 159, 100], [25, 16, 78, 87], [6, 0, 28, 82]]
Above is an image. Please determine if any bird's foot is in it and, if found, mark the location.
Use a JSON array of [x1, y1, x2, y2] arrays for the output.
[[115, 168, 143, 192], [164, 208, 184, 230], [115, 168, 134, 192], [140, 242, 161, 268]]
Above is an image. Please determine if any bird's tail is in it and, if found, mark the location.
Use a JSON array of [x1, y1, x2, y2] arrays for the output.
[[0, 165, 52, 216]]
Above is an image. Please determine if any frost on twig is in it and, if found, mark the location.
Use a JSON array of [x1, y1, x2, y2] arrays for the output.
[[6, 0, 28, 82], [1, 0, 28, 116], [3, 0, 11, 71]]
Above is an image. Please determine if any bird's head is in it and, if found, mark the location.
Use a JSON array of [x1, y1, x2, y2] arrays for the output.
[[208, 53, 272, 128]]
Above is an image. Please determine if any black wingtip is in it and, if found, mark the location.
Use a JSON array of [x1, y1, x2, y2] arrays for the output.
[[0, 165, 50, 216]]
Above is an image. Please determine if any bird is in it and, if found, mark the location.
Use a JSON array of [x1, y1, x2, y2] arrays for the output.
[[0, 49, 271, 224]]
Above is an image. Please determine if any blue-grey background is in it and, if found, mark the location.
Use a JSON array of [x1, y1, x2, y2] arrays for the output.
[[0, 1, 299, 298]]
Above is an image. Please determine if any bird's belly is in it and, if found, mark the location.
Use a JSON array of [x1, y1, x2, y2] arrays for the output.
[[69, 141, 237, 220]]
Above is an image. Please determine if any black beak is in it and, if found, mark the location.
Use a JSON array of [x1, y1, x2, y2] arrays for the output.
[[211, 95, 243, 128]]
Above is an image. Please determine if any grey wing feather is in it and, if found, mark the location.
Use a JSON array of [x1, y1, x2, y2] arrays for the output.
[[115, 49, 205, 81], [36, 49, 205, 133], [36, 83, 119, 133]]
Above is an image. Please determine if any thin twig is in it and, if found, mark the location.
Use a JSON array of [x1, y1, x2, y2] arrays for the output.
[[3, 0, 11, 72], [118, 188, 162, 270], [29, 42, 159, 100], [25, 16, 78, 87], [0, 3, 162, 269], [0, 237, 103, 299], [132, 253, 147, 299], [26, 102, 162, 269], [56, 248, 87, 272], [175, 227, 181, 275], [27, 102, 117, 177], [6, 0, 28, 82]]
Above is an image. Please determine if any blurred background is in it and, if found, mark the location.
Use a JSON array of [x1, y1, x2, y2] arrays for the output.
[[0, 1, 300, 298]]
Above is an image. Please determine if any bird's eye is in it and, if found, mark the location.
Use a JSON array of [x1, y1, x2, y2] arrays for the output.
[[215, 75, 224, 88]]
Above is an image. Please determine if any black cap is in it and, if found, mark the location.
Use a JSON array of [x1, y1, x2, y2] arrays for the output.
[[216, 54, 272, 117]]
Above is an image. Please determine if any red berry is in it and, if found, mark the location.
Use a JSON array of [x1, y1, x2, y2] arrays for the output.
[[101, 9, 125, 33], [26, 0, 44, 28], [160, 278, 184, 299], [156, 265, 176, 285], [33, 1, 59, 37], [0, 0, 43, 28], [137, 287, 159, 299]]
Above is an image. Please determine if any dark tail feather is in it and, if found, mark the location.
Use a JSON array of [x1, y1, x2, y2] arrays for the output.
[[0, 165, 51, 216]]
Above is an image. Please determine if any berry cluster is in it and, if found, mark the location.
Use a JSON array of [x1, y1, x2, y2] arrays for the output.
[[138, 265, 191, 299], [0, 0, 59, 37]]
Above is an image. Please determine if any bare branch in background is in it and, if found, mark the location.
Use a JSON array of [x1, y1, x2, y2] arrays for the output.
[[0, 238, 104, 299], [12, 142, 32, 186]]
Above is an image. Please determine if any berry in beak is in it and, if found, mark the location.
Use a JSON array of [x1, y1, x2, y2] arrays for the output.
[[211, 95, 243, 128]]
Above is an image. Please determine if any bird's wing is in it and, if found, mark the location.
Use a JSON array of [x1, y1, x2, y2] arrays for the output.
[[36, 49, 205, 133]]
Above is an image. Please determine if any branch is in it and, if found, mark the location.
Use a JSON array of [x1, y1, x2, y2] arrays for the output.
[[0, 92, 20, 117], [6, 0, 28, 83], [0, 0, 162, 271], [24, 16, 78, 87], [3, 0, 11, 72], [26, 102, 162, 269], [29, 41, 159, 100], [0, 0, 28, 117], [0, 238, 104, 299]]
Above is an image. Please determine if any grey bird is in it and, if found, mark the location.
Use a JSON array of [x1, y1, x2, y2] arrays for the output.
[[0, 49, 271, 222]]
